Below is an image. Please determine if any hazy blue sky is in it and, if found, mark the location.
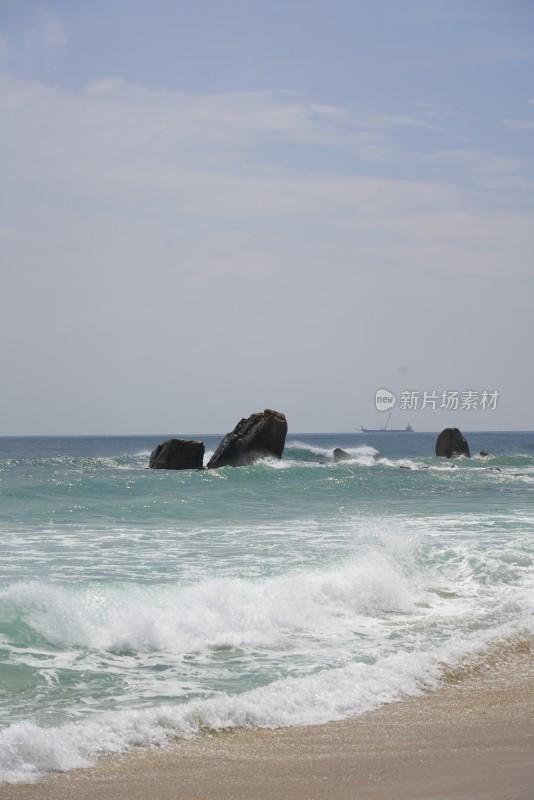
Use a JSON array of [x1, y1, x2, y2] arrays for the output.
[[1, 0, 533, 434]]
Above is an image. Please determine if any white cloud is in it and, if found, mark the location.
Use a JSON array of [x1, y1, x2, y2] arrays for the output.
[[1, 73, 533, 432], [413, 101, 451, 121], [81, 79, 394, 156], [357, 111, 447, 132], [24, 10, 67, 52], [0, 74, 461, 221], [1, 74, 531, 245], [501, 118, 534, 130], [426, 148, 530, 174]]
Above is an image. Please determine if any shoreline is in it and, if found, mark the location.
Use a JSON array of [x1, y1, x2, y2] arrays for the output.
[[3, 647, 534, 800]]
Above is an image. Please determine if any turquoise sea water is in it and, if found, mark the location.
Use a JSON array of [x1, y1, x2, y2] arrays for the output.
[[1, 431, 533, 783]]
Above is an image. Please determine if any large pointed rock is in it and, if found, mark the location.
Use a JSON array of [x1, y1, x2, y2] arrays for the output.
[[207, 409, 287, 469], [149, 438, 205, 470], [435, 428, 470, 458]]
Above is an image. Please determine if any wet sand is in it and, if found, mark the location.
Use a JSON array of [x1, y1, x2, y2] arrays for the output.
[[2, 651, 534, 800]]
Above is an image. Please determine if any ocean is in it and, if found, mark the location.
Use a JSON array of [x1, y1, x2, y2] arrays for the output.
[[1, 431, 533, 785]]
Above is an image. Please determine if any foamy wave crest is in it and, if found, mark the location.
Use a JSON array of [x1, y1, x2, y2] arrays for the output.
[[286, 441, 379, 463], [0, 649, 442, 784], [0, 555, 415, 653]]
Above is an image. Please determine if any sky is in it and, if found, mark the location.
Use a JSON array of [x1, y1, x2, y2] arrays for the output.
[[1, 0, 533, 434]]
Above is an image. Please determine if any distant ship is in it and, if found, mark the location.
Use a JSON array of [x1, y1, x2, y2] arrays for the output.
[[360, 413, 414, 433]]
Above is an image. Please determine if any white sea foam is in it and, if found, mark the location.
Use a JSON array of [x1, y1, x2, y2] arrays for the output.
[[0, 646, 451, 784], [3, 621, 532, 786], [0, 553, 417, 654], [2, 534, 533, 775], [286, 441, 379, 463]]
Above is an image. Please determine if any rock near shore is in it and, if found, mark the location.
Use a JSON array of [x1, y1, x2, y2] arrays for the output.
[[207, 409, 288, 469], [333, 448, 353, 462], [435, 428, 470, 458], [149, 438, 205, 470]]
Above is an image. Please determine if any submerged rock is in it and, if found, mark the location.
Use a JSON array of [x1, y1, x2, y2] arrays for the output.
[[435, 428, 470, 458], [333, 448, 353, 462], [207, 409, 287, 469], [149, 438, 205, 470]]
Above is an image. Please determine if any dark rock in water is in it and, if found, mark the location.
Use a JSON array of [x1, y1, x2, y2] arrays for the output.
[[149, 438, 205, 470], [435, 428, 470, 458], [207, 409, 287, 469], [479, 450, 493, 458], [333, 448, 352, 462]]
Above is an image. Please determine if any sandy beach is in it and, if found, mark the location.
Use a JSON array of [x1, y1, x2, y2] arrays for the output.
[[2, 645, 533, 800]]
